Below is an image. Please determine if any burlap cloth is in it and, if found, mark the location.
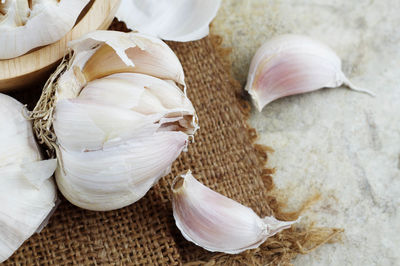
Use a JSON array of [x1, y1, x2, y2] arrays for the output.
[[4, 21, 341, 265]]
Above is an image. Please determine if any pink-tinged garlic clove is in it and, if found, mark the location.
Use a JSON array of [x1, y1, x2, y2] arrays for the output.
[[172, 171, 297, 254], [245, 34, 374, 111]]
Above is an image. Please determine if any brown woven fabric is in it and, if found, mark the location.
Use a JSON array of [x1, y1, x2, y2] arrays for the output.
[[4, 22, 340, 265]]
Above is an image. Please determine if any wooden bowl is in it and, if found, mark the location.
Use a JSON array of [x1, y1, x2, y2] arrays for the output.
[[0, 0, 120, 92]]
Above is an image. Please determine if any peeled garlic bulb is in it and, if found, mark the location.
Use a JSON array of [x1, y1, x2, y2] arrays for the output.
[[116, 0, 221, 42], [0, 0, 89, 59], [47, 31, 197, 211], [0, 93, 57, 263], [245, 34, 374, 111], [172, 171, 297, 254]]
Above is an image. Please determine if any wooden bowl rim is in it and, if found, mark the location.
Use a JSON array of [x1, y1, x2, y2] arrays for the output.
[[0, 0, 120, 82]]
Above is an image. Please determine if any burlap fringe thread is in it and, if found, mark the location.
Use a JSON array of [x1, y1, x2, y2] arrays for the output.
[[27, 23, 344, 265]]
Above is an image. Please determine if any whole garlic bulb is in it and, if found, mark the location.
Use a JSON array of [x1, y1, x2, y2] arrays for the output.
[[0, 0, 89, 59], [172, 171, 297, 254], [245, 34, 374, 111], [0, 93, 57, 263], [116, 0, 221, 42], [35, 31, 198, 211]]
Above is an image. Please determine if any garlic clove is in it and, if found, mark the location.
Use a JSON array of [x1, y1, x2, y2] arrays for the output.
[[54, 99, 162, 152], [245, 34, 375, 111], [116, 0, 221, 42], [54, 72, 197, 153], [0, 0, 89, 59], [172, 171, 297, 254], [56, 31, 186, 100], [79, 73, 195, 115], [78, 31, 185, 85], [56, 132, 189, 211]]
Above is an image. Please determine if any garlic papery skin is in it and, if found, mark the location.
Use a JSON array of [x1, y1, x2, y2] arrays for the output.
[[56, 31, 186, 100], [245, 34, 374, 111], [0, 94, 40, 167], [0, 0, 89, 59], [0, 93, 57, 263], [43, 31, 198, 211], [53, 74, 196, 211], [116, 0, 221, 42], [172, 171, 297, 254]]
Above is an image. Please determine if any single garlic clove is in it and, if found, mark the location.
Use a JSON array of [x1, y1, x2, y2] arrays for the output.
[[172, 171, 297, 254], [0, 0, 89, 59], [0, 93, 58, 263], [56, 131, 189, 211], [245, 34, 374, 111], [80, 32, 185, 85], [116, 0, 221, 42], [78, 73, 194, 116], [54, 99, 163, 152]]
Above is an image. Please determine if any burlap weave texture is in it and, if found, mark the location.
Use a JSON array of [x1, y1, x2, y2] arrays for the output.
[[3, 32, 285, 265]]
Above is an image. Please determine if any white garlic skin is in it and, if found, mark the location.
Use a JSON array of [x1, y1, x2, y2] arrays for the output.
[[245, 34, 374, 111], [0, 0, 89, 59], [54, 74, 196, 211], [0, 93, 57, 263], [116, 0, 221, 42], [0, 94, 40, 167], [52, 32, 197, 211], [172, 171, 297, 254], [57, 31, 186, 100]]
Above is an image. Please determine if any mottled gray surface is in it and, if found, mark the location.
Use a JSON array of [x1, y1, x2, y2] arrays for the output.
[[212, 0, 400, 265]]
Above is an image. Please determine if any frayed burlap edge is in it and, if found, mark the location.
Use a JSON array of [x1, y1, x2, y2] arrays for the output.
[[194, 34, 345, 266]]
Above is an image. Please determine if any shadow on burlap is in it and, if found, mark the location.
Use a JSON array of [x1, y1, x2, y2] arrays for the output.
[[5, 20, 342, 265]]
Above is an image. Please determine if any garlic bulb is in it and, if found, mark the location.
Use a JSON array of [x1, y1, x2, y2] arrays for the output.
[[172, 171, 297, 254], [0, 93, 57, 263], [0, 0, 89, 59], [37, 31, 197, 211], [116, 0, 221, 42], [245, 34, 374, 111]]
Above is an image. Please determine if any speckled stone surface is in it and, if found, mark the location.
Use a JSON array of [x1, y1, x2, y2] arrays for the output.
[[212, 0, 400, 265]]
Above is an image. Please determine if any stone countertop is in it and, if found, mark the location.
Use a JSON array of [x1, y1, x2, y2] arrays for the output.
[[211, 0, 400, 265]]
